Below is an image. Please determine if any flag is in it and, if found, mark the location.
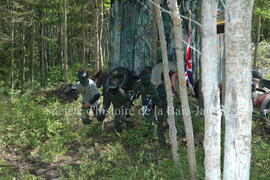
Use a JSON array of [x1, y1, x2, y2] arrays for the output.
[[185, 21, 195, 95]]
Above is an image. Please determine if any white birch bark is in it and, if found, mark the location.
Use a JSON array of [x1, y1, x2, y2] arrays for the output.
[[223, 0, 254, 179], [153, 0, 184, 179], [253, 14, 261, 69], [99, 0, 104, 71], [201, 1, 221, 180], [166, 0, 197, 179], [95, 0, 100, 73]]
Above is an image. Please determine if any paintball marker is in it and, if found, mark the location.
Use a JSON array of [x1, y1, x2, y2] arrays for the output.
[[58, 84, 79, 103], [142, 95, 154, 116], [127, 91, 140, 106]]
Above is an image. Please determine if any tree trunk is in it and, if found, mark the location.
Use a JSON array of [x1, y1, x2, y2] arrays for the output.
[[63, 0, 68, 84], [201, 1, 221, 179], [44, 25, 49, 74], [82, 0, 86, 66], [11, 1, 15, 90], [40, 21, 45, 87], [60, 23, 64, 70], [45, 33, 48, 81], [253, 14, 261, 69], [151, 2, 158, 65], [99, 0, 104, 71], [19, 24, 25, 92], [166, 0, 197, 179], [95, 0, 100, 73], [30, 22, 35, 88], [153, 1, 184, 179], [223, 0, 254, 179], [106, 23, 110, 64]]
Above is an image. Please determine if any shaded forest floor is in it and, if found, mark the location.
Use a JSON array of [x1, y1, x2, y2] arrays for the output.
[[0, 89, 270, 180]]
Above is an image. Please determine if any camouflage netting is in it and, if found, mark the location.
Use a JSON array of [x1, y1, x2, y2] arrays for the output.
[[109, 0, 201, 79]]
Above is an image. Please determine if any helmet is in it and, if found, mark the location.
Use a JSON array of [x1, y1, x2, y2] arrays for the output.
[[140, 67, 151, 80], [109, 78, 120, 90], [109, 84, 118, 90], [78, 69, 89, 86], [252, 70, 263, 79], [140, 68, 152, 86]]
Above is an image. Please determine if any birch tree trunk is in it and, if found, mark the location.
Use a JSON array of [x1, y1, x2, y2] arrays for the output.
[[81, 0, 86, 66], [166, 0, 197, 179], [223, 0, 254, 179], [99, 0, 104, 71], [105, 23, 110, 64], [95, 0, 100, 73], [63, 0, 68, 84], [201, 1, 221, 179], [153, 1, 184, 179], [253, 14, 261, 69]]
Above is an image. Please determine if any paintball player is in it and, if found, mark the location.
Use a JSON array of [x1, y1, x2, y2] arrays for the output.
[[102, 78, 133, 132], [132, 68, 166, 147], [75, 68, 101, 125]]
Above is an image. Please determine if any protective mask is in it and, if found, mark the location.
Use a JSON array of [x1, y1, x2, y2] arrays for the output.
[[80, 78, 88, 86]]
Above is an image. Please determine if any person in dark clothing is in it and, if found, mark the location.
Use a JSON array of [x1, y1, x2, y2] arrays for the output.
[[132, 68, 166, 147], [102, 78, 133, 132]]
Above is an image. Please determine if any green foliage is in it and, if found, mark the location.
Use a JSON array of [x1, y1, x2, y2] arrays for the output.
[[0, 91, 187, 179], [252, 0, 270, 42], [0, 160, 19, 179], [0, 85, 269, 179], [0, 0, 111, 90], [256, 41, 270, 75], [2, 95, 47, 149], [251, 141, 270, 180], [254, 0, 270, 18], [120, 122, 151, 148], [59, 142, 182, 180]]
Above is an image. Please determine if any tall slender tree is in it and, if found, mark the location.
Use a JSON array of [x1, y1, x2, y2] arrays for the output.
[[153, 1, 184, 179], [151, 2, 158, 65], [166, 0, 197, 179], [201, 1, 221, 179], [11, 0, 15, 90], [95, 0, 100, 73], [223, 0, 254, 179], [99, 0, 104, 71], [40, 21, 45, 86], [253, 14, 261, 69], [30, 21, 35, 88], [81, 0, 86, 66], [19, 23, 25, 92], [63, 0, 68, 84]]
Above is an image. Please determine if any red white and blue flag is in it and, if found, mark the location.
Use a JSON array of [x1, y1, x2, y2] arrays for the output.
[[184, 23, 195, 95]]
